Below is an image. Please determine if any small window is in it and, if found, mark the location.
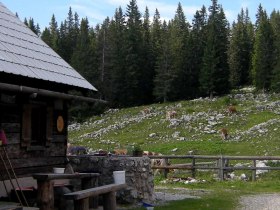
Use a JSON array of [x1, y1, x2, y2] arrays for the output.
[[31, 105, 46, 146], [22, 104, 53, 148]]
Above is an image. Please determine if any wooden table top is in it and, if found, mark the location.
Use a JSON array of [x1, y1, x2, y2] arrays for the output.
[[32, 173, 100, 181]]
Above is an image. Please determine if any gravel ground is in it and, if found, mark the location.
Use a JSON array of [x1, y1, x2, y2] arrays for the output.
[[238, 194, 280, 210]]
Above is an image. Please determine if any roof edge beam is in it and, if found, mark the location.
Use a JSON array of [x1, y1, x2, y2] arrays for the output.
[[0, 82, 107, 104]]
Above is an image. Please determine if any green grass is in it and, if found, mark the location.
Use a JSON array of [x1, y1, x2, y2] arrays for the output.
[[69, 91, 280, 209]]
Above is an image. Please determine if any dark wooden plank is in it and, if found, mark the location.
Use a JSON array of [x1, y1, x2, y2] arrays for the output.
[[103, 192, 116, 210], [4, 157, 65, 168], [36, 180, 54, 210], [52, 135, 66, 143], [74, 198, 89, 210], [33, 173, 100, 181], [64, 184, 127, 200]]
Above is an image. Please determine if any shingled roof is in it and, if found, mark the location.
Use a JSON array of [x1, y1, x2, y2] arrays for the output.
[[0, 2, 97, 91]]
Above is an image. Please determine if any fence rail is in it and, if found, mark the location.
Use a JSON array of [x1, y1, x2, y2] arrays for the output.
[[149, 155, 280, 181]]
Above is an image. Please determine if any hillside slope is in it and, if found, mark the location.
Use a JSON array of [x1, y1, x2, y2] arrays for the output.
[[69, 90, 280, 156]]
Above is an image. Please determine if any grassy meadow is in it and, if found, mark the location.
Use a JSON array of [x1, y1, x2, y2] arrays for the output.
[[69, 88, 280, 209]]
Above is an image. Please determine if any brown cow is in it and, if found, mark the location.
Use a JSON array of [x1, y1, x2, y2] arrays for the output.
[[227, 105, 237, 114], [220, 128, 229, 140], [166, 110, 177, 120]]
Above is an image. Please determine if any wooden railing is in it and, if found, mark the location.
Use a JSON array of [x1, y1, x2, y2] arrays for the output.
[[149, 155, 280, 181]]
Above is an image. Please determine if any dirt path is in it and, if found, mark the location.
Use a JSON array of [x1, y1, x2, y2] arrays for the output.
[[238, 193, 280, 210]]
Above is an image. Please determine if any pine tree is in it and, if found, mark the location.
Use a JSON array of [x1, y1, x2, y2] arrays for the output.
[[57, 21, 68, 61], [153, 21, 174, 102], [64, 7, 79, 63], [109, 7, 126, 106], [168, 3, 189, 100], [252, 9, 275, 91], [151, 8, 162, 59], [95, 17, 112, 101], [187, 5, 207, 98], [270, 10, 280, 91], [71, 18, 96, 84], [200, 0, 229, 98], [41, 27, 51, 46], [124, 0, 144, 106], [48, 14, 59, 52], [24, 17, 40, 35], [141, 7, 154, 104], [228, 8, 254, 88]]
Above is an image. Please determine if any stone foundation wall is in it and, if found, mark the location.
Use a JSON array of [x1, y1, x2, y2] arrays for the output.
[[68, 155, 154, 204]]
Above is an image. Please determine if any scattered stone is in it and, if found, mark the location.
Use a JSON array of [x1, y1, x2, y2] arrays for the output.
[[149, 133, 157, 138]]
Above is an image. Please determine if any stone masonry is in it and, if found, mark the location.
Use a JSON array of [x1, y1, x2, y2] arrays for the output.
[[68, 155, 154, 204]]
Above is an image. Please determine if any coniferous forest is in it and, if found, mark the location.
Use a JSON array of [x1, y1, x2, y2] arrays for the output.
[[23, 0, 280, 109]]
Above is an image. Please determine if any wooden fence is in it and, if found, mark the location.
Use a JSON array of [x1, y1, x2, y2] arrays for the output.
[[149, 155, 280, 181]]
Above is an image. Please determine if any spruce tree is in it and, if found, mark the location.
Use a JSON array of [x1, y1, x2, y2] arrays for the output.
[[168, 3, 189, 100], [228, 8, 254, 88], [109, 7, 127, 106], [71, 18, 95, 81], [200, 0, 229, 98], [270, 10, 280, 91], [187, 5, 207, 98], [153, 21, 174, 102], [124, 0, 144, 106], [49, 14, 59, 52], [41, 28, 52, 46], [141, 7, 154, 104], [95, 18, 112, 101], [252, 9, 275, 91]]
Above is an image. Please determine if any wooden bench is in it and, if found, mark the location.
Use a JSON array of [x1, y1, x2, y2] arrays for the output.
[[64, 183, 127, 210], [32, 173, 99, 210]]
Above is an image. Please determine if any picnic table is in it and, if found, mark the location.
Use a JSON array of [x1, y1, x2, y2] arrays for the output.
[[32, 173, 99, 210]]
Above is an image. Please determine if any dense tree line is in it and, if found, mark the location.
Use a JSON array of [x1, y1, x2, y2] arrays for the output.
[[24, 0, 280, 108]]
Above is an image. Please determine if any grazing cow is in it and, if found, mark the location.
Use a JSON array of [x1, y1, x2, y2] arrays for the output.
[[166, 110, 177, 120], [141, 107, 151, 115], [113, 149, 128, 155], [227, 105, 237, 114], [220, 128, 229, 140], [143, 151, 170, 175]]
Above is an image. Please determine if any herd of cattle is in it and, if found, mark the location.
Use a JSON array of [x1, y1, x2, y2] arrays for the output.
[[67, 105, 238, 174]]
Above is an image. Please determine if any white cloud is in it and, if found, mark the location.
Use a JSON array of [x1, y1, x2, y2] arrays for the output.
[[67, 0, 212, 26], [241, 0, 251, 9], [70, 4, 107, 24], [224, 9, 236, 23]]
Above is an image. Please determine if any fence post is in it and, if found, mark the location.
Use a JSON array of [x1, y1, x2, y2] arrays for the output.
[[163, 158, 169, 178], [218, 157, 224, 181], [252, 160, 256, 181], [192, 157, 196, 178]]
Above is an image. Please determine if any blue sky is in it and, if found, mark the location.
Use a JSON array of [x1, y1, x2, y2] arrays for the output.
[[1, 0, 279, 29]]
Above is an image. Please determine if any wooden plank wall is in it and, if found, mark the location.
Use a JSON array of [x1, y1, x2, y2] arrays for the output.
[[0, 93, 67, 179]]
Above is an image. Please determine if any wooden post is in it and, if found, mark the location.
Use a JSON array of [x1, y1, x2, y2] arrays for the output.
[[74, 198, 89, 210], [163, 158, 169, 178], [252, 160, 256, 181], [219, 157, 224, 181], [103, 191, 117, 210], [81, 177, 98, 208], [192, 158, 196, 178], [36, 180, 54, 210]]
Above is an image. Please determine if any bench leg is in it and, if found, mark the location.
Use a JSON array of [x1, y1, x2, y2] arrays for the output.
[[74, 198, 89, 210], [36, 180, 54, 210], [103, 191, 116, 210], [82, 177, 99, 208]]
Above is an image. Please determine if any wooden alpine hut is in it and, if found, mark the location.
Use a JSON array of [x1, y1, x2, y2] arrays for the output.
[[0, 2, 100, 194]]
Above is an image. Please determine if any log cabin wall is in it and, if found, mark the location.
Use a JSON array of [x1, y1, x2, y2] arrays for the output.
[[0, 91, 68, 179]]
